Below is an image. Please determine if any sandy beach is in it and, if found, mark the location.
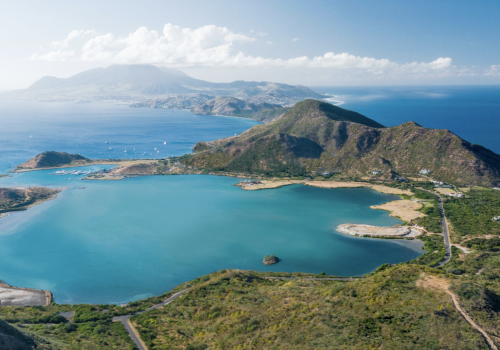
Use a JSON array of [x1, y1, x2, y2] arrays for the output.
[[238, 179, 412, 196], [370, 199, 425, 222]]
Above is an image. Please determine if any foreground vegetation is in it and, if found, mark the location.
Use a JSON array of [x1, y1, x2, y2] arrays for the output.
[[130, 267, 493, 349]]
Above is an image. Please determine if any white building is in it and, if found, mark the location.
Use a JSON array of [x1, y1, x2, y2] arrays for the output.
[[419, 169, 431, 175]]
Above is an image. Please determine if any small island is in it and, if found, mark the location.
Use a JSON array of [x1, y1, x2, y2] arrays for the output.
[[263, 255, 279, 265]]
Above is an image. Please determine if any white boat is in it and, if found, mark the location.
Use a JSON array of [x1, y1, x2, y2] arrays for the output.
[[164, 142, 166, 144]]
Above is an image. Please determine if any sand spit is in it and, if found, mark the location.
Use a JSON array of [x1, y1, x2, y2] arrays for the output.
[[237, 180, 301, 190], [337, 224, 423, 238], [238, 180, 412, 195], [0, 281, 51, 306]]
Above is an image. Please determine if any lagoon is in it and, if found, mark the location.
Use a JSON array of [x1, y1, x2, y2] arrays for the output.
[[0, 172, 423, 304]]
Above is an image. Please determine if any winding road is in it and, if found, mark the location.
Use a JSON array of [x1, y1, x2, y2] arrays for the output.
[[112, 289, 189, 350]]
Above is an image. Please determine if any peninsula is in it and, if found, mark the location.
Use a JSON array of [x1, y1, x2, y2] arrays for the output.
[[0, 187, 61, 217]]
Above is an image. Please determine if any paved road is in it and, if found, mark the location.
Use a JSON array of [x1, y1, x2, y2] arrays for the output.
[[435, 195, 452, 267], [265, 277, 357, 281], [113, 289, 189, 350], [416, 188, 452, 267]]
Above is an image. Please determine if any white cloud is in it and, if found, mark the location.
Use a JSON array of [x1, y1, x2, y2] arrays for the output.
[[266, 41, 273, 45], [485, 65, 500, 76], [292, 38, 300, 42], [49, 30, 96, 49], [30, 23, 455, 79]]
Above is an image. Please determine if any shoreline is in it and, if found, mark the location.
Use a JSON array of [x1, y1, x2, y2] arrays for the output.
[[337, 223, 424, 238], [10, 158, 158, 173], [0, 281, 51, 306], [0, 187, 64, 219]]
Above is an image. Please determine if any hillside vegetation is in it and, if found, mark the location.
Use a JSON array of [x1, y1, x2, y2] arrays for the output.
[[0, 187, 61, 215], [185, 100, 500, 186]]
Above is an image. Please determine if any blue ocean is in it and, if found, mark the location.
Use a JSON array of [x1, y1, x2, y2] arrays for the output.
[[1, 86, 498, 304]]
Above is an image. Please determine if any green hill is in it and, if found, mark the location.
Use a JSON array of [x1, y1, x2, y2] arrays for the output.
[[185, 99, 500, 186]]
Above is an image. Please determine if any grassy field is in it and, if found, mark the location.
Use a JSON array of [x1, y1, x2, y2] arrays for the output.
[[129, 267, 490, 350]]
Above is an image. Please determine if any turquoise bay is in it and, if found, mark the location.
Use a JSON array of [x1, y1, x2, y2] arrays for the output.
[[0, 172, 423, 304]]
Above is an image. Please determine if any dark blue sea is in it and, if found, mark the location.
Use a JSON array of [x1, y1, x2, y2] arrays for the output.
[[314, 85, 500, 154]]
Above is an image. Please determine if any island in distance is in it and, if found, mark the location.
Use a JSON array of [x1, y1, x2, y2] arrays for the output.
[[0, 64, 325, 110]]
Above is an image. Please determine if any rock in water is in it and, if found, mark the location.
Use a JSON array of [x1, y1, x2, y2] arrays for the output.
[[263, 255, 279, 265]]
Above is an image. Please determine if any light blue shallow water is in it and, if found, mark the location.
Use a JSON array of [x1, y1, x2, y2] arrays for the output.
[[0, 172, 422, 304], [5, 86, 496, 305]]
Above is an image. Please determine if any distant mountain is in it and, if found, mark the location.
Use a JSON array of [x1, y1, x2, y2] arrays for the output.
[[16, 151, 91, 170], [190, 96, 290, 122], [185, 99, 500, 186], [2, 64, 324, 102]]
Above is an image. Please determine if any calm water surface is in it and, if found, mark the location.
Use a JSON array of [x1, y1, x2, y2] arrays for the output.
[[0, 173, 422, 304]]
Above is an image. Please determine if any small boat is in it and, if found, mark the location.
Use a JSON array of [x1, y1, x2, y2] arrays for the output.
[[164, 141, 166, 145], [105, 141, 109, 144], [109, 147, 112, 149], [154, 148, 156, 150]]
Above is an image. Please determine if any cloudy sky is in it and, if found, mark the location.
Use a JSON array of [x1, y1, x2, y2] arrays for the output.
[[1, 0, 499, 89]]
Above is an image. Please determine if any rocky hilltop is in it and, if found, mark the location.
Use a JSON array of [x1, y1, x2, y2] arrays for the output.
[[191, 96, 289, 122], [16, 151, 91, 170], [185, 99, 500, 186]]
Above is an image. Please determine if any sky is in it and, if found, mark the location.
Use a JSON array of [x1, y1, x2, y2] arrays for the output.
[[1, 0, 500, 89]]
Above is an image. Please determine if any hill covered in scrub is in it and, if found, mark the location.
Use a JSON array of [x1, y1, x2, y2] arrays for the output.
[[0, 187, 61, 215], [191, 96, 289, 122], [185, 99, 500, 186], [16, 151, 91, 170]]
